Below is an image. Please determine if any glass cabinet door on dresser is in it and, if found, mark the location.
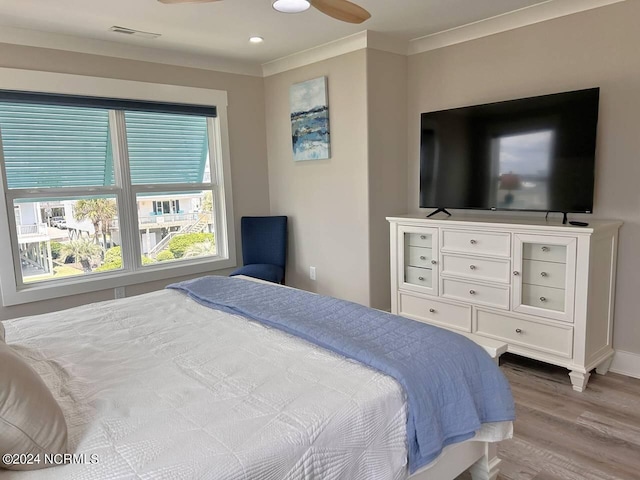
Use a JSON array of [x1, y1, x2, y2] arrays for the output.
[[512, 234, 577, 322], [398, 225, 439, 296]]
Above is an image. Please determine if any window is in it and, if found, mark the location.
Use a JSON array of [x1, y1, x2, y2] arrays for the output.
[[0, 72, 234, 306]]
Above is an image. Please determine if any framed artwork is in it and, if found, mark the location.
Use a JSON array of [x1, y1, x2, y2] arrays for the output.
[[289, 76, 330, 161]]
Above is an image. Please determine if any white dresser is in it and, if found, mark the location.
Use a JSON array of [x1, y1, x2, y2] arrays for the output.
[[388, 215, 622, 391]]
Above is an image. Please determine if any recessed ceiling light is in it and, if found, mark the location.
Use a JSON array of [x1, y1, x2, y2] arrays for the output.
[[272, 0, 310, 14], [249, 36, 264, 44]]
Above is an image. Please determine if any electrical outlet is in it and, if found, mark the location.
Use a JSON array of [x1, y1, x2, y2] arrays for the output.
[[114, 287, 125, 299], [309, 266, 316, 281]]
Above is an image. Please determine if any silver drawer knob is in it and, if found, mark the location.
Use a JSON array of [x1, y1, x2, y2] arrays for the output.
[[420, 235, 426, 240], [513, 271, 520, 276], [418, 276, 425, 281], [469, 265, 476, 270], [540, 272, 548, 277], [469, 289, 476, 295], [431, 260, 437, 265], [515, 328, 523, 334], [429, 308, 436, 313], [541, 246, 550, 252], [470, 239, 477, 245], [420, 255, 427, 260], [539, 296, 547, 302]]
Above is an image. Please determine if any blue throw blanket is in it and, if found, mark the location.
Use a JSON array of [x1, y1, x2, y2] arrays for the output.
[[168, 276, 515, 472]]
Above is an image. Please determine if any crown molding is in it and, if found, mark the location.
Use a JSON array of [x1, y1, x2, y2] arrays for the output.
[[261, 31, 408, 77], [408, 0, 626, 55], [0, 0, 626, 78], [367, 31, 409, 57], [0, 26, 263, 77], [261, 0, 625, 76], [262, 31, 368, 77]]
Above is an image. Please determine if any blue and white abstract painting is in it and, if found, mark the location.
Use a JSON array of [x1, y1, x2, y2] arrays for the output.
[[290, 76, 330, 161]]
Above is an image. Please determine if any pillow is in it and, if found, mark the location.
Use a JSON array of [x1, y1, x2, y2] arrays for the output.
[[0, 342, 68, 471]]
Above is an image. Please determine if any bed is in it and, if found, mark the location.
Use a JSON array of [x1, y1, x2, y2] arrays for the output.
[[0, 276, 514, 479]]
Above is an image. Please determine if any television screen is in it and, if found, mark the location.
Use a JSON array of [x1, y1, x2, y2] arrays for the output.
[[419, 88, 599, 213]]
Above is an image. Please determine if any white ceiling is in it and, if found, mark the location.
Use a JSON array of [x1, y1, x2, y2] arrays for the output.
[[0, 0, 621, 75]]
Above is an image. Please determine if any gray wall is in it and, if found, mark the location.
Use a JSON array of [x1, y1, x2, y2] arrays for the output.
[[263, 48, 408, 311], [407, 1, 640, 354], [264, 50, 371, 305], [366, 49, 408, 310]]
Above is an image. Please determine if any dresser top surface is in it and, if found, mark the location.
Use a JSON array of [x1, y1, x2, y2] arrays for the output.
[[386, 214, 622, 234]]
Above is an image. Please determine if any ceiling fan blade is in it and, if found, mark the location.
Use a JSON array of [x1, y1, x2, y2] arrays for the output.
[[310, 0, 371, 24], [158, 0, 221, 4]]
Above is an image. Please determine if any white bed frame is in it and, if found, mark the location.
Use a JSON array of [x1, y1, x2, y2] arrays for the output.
[[409, 442, 500, 480], [238, 276, 508, 480]]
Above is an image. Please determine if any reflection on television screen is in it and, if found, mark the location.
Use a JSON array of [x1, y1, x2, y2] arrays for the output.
[[496, 130, 553, 210]]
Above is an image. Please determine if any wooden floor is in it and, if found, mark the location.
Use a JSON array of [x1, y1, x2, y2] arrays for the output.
[[457, 354, 640, 480]]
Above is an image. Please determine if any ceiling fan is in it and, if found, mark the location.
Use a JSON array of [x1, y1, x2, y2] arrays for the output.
[[157, 0, 371, 24]]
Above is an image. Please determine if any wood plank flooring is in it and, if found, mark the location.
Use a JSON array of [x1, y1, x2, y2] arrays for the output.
[[457, 354, 640, 480]]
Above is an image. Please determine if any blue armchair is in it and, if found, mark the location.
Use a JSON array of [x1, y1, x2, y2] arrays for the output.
[[230, 216, 288, 284]]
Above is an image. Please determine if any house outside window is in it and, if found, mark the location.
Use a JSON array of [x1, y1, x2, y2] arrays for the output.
[[0, 71, 235, 306]]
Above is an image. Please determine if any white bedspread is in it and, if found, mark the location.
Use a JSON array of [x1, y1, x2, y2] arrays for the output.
[[2, 290, 410, 479], [1, 288, 510, 479]]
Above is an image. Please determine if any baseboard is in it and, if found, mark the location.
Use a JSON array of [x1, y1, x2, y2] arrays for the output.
[[610, 350, 640, 379]]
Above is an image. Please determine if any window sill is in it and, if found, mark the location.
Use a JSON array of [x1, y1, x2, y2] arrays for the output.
[[1, 256, 236, 306]]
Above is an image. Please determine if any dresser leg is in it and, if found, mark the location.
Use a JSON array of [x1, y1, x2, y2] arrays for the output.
[[569, 370, 591, 392], [595, 356, 613, 375]]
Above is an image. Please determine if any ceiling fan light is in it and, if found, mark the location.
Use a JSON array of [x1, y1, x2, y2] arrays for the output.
[[272, 0, 310, 14]]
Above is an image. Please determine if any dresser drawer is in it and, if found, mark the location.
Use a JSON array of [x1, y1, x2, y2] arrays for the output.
[[405, 266, 433, 288], [522, 259, 566, 289], [522, 284, 566, 313], [523, 243, 567, 263], [442, 230, 511, 257], [398, 292, 471, 332], [475, 309, 573, 357], [442, 278, 510, 310], [441, 254, 510, 284], [407, 246, 433, 268], [406, 232, 434, 248]]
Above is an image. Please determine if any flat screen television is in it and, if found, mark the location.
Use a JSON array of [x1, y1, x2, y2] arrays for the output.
[[419, 88, 599, 216]]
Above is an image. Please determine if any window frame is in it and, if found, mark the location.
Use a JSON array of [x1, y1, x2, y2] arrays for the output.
[[0, 68, 236, 306]]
